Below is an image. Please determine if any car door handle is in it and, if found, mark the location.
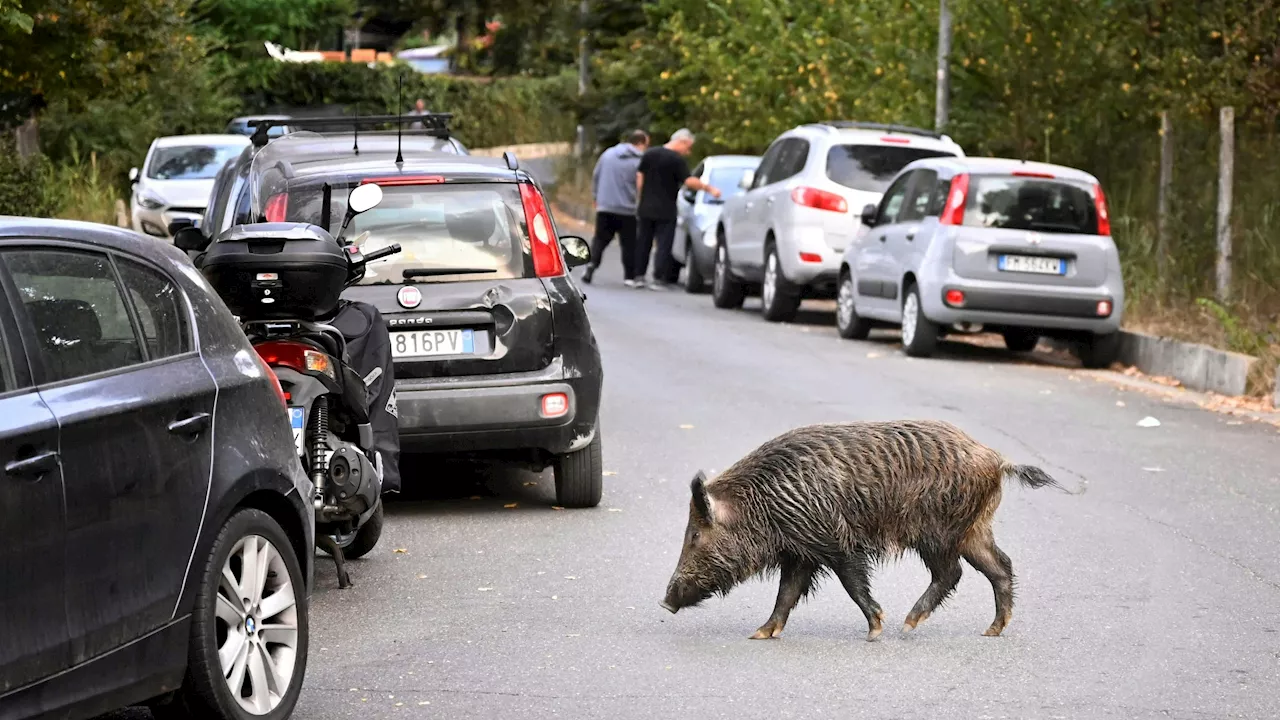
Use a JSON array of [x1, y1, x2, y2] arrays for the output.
[[878, 235, 886, 242], [168, 412, 211, 436], [767, 197, 774, 205], [905, 232, 916, 241], [6, 450, 59, 479]]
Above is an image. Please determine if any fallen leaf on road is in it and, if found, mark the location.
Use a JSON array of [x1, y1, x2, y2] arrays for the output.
[[1227, 420, 1244, 425], [1116, 401, 1126, 407], [866, 352, 882, 359], [1137, 416, 1162, 428], [679, 424, 694, 429], [393, 548, 407, 554], [552, 506, 565, 510], [564, 575, 578, 580], [350, 688, 359, 692], [607, 508, 623, 512], [396, 703, 404, 707], [523, 481, 538, 486], [419, 701, 430, 706], [1142, 467, 1165, 472], [478, 587, 494, 592], [416, 574, 427, 579], [603, 471, 618, 476], [504, 503, 518, 509], [552, 595, 559, 600]]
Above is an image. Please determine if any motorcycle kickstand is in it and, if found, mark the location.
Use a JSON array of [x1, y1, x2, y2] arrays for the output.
[[317, 535, 353, 589]]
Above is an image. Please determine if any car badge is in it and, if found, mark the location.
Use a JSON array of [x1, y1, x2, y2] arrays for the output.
[[397, 286, 422, 309], [1026, 232, 1043, 246]]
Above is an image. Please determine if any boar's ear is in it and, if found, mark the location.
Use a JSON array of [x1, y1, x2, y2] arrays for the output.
[[691, 471, 714, 525]]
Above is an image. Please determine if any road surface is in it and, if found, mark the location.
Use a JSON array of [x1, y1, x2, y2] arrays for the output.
[[289, 243, 1280, 719]]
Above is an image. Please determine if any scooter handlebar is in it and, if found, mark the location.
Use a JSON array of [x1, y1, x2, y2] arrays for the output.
[[361, 243, 402, 263]]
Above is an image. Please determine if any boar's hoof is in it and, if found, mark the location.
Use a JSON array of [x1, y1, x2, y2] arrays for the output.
[[865, 627, 883, 642], [902, 611, 929, 633], [749, 623, 783, 640], [982, 625, 1004, 637]]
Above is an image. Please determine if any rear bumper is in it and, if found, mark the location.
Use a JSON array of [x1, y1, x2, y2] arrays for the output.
[[924, 281, 1123, 334], [394, 357, 599, 457]]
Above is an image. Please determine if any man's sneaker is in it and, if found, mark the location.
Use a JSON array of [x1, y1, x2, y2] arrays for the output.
[[582, 265, 595, 284], [647, 280, 674, 291]]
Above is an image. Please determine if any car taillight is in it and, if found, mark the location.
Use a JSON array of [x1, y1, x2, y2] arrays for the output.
[[945, 289, 966, 307], [798, 252, 823, 263], [939, 173, 970, 226], [1093, 183, 1111, 236], [263, 364, 288, 407], [520, 183, 564, 278], [264, 193, 289, 222], [791, 187, 849, 213], [255, 340, 336, 381]]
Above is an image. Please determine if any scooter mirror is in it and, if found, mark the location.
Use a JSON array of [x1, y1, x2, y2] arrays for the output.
[[348, 183, 383, 215]]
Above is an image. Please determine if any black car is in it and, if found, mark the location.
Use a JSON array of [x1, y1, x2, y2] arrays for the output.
[[0, 218, 313, 720], [195, 118, 606, 508]]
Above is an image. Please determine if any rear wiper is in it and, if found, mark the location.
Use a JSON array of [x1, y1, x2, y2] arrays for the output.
[[402, 267, 498, 279]]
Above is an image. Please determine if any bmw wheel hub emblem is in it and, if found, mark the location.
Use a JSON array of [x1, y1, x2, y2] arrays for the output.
[[245, 617, 257, 634], [397, 286, 422, 309]]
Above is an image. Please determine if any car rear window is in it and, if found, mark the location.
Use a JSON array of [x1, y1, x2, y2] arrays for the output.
[[147, 145, 245, 180], [964, 176, 1099, 235], [826, 145, 956, 193], [282, 183, 530, 284]]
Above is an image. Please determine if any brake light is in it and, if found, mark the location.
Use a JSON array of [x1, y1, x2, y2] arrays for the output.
[[945, 289, 966, 307], [264, 193, 288, 222], [799, 252, 823, 263], [520, 183, 564, 278], [880, 136, 911, 144], [1093, 183, 1111, 236], [939, 173, 969, 226], [791, 186, 849, 213], [360, 175, 445, 186], [255, 341, 337, 381], [1012, 171, 1056, 179]]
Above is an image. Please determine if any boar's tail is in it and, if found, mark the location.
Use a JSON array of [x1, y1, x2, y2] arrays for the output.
[[1001, 462, 1060, 490]]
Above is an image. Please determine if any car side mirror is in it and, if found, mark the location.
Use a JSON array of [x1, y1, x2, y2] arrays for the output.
[[682, 188, 697, 204], [173, 226, 209, 252], [560, 235, 591, 268], [860, 203, 878, 227], [167, 218, 196, 236], [128, 167, 139, 184], [738, 170, 755, 189]]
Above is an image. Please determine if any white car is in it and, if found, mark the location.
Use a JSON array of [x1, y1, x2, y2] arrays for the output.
[[129, 134, 251, 239], [712, 122, 965, 322]]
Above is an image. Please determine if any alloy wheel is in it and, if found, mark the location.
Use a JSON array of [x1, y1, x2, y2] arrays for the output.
[[715, 244, 727, 293], [216, 535, 300, 715], [837, 276, 854, 328], [763, 251, 778, 311], [902, 292, 919, 348]]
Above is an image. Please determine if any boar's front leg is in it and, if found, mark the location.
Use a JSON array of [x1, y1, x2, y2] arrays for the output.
[[833, 556, 885, 642], [903, 549, 963, 633], [750, 557, 817, 640]]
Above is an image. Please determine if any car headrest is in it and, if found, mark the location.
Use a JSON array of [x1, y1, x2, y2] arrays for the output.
[[444, 205, 497, 243], [27, 299, 102, 344]]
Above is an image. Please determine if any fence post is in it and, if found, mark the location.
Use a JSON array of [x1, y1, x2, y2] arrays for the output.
[[1215, 106, 1234, 303], [1156, 111, 1173, 286]]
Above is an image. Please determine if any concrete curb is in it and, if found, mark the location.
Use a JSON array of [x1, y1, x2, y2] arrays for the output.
[[469, 142, 572, 160], [1048, 331, 1257, 396]]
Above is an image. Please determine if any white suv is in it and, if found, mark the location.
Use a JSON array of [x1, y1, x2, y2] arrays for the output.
[[712, 122, 965, 321]]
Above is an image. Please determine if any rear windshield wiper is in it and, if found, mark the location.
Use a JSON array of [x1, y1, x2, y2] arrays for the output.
[[402, 267, 498, 279]]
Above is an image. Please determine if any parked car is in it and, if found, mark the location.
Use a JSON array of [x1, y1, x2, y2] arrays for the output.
[[226, 114, 293, 139], [672, 154, 760, 293], [836, 157, 1124, 368], [0, 218, 313, 719], [713, 122, 965, 322], [129, 134, 252, 240], [198, 125, 606, 507]]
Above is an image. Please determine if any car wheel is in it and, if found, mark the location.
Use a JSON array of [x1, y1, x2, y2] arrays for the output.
[[155, 509, 307, 720], [333, 502, 383, 560], [683, 236, 707, 294], [836, 271, 872, 340], [900, 284, 939, 358], [554, 430, 603, 508], [1002, 329, 1040, 353], [712, 239, 745, 309], [761, 244, 801, 323], [1079, 332, 1121, 369]]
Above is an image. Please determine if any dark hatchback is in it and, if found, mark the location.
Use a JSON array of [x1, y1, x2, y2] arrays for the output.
[[197, 128, 605, 507], [0, 219, 314, 719]]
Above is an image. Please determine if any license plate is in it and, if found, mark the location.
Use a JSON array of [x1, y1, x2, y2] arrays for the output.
[[998, 254, 1065, 275], [288, 407, 305, 457], [391, 328, 475, 359]]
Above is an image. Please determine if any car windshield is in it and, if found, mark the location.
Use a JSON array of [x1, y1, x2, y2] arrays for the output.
[[826, 144, 956, 193], [964, 175, 1100, 234], [707, 166, 755, 200], [147, 144, 245, 180]]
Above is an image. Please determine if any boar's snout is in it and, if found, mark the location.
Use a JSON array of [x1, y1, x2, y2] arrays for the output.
[[660, 600, 677, 614]]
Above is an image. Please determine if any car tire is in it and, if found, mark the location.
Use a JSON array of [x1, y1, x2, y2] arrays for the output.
[[712, 238, 745, 309], [554, 430, 603, 508], [1002, 329, 1040, 353], [761, 244, 802, 323], [335, 502, 383, 560], [900, 284, 939, 358], [154, 508, 308, 720], [683, 236, 707, 294], [836, 271, 872, 340], [1079, 332, 1121, 369]]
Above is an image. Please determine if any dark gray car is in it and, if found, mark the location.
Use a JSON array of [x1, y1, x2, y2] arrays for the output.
[[0, 218, 314, 720]]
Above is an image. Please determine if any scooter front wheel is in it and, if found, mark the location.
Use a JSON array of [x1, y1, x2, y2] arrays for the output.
[[332, 503, 384, 560]]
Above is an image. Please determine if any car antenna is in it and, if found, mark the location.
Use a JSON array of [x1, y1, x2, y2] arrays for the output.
[[352, 102, 360, 156], [395, 73, 405, 166]]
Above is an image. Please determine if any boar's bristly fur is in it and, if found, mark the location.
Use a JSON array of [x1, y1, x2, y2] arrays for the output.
[[660, 420, 1060, 641]]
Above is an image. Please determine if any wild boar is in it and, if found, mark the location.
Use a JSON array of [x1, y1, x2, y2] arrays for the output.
[[660, 420, 1059, 640]]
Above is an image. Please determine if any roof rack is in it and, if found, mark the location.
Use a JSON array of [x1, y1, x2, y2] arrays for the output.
[[817, 121, 942, 139], [248, 113, 454, 148]]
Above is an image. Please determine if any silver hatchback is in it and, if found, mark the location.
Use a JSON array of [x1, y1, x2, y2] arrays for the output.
[[836, 157, 1125, 368]]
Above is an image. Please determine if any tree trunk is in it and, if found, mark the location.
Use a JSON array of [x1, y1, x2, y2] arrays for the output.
[[14, 114, 39, 160]]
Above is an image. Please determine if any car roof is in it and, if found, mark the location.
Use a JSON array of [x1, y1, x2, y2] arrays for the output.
[[790, 122, 963, 150], [905, 156, 1100, 183], [154, 134, 252, 148], [703, 154, 761, 166], [0, 217, 195, 267], [230, 115, 291, 122], [253, 134, 514, 183]]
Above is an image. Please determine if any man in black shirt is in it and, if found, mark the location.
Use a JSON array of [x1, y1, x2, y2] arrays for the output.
[[635, 128, 721, 290]]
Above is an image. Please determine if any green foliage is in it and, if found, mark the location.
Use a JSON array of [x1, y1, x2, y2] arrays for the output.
[[0, 142, 58, 217], [0, 0, 33, 32], [193, 0, 354, 66]]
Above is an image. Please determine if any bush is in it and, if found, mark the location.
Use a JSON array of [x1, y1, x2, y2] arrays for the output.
[[0, 142, 59, 218], [236, 62, 578, 148]]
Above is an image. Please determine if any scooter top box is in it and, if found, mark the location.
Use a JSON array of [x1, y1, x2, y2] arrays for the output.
[[201, 222, 350, 321]]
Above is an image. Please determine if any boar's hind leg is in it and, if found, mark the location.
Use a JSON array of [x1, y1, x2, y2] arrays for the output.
[[902, 550, 963, 633], [750, 558, 817, 640], [961, 528, 1015, 637], [833, 557, 885, 642]]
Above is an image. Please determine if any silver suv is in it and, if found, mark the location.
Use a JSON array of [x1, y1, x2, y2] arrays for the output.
[[836, 157, 1125, 368], [712, 122, 965, 321]]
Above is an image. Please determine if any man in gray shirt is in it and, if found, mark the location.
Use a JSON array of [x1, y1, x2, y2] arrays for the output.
[[584, 129, 649, 285]]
